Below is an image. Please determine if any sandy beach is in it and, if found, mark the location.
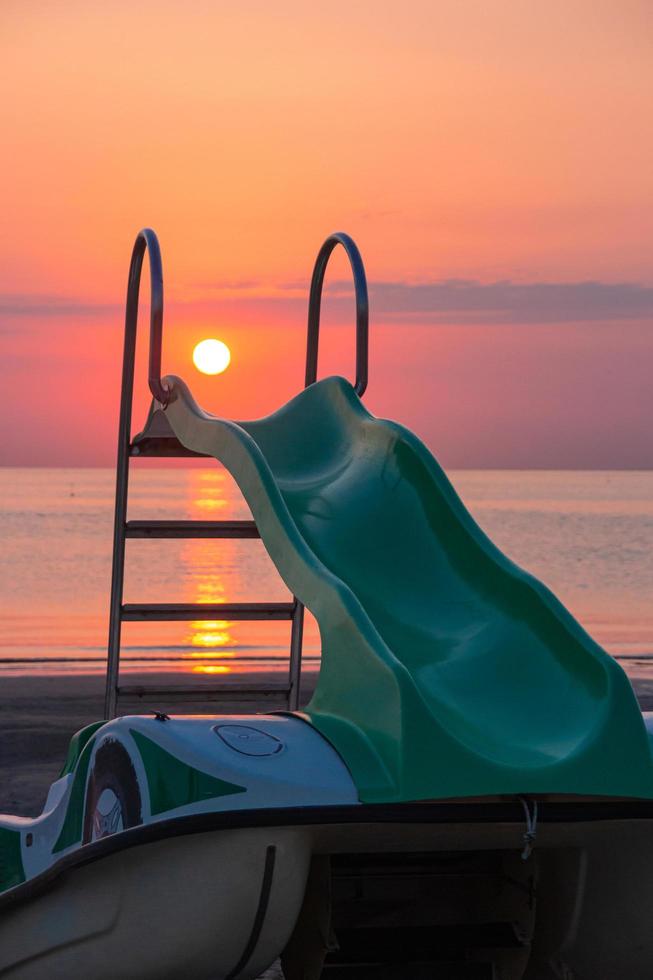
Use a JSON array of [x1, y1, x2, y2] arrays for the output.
[[0, 671, 318, 817]]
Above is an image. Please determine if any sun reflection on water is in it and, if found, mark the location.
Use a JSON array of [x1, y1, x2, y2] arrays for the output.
[[181, 470, 238, 675], [190, 469, 228, 512], [189, 621, 233, 648]]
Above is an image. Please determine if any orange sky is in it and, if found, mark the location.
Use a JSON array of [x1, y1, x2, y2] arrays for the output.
[[1, 1, 652, 466]]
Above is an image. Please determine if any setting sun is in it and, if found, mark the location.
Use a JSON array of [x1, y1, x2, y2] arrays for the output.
[[192, 338, 231, 375]]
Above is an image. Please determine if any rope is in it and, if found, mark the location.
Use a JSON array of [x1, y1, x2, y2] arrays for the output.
[[518, 796, 538, 861]]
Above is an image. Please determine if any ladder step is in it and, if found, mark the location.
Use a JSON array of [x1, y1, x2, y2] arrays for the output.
[[129, 441, 207, 458], [125, 520, 260, 539], [130, 408, 208, 458], [116, 682, 291, 703], [121, 602, 296, 621]]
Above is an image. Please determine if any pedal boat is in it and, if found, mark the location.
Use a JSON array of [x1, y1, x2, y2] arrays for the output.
[[2, 230, 653, 980]]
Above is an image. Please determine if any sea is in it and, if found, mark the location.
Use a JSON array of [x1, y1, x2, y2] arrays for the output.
[[1, 467, 653, 682]]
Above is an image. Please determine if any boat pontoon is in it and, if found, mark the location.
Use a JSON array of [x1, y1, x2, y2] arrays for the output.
[[2, 230, 653, 979]]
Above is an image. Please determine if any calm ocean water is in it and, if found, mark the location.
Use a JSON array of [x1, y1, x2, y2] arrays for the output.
[[1, 467, 653, 680]]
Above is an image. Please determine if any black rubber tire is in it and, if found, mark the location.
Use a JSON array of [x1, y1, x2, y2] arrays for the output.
[[82, 738, 143, 845]]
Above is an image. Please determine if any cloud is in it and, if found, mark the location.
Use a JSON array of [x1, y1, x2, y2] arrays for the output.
[[0, 295, 120, 335], [1, 279, 652, 330], [189, 279, 260, 292], [0, 294, 118, 318], [330, 279, 653, 324], [196, 278, 653, 324]]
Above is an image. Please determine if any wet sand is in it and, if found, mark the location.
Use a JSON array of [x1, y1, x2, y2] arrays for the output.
[[0, 671, 318, 816]]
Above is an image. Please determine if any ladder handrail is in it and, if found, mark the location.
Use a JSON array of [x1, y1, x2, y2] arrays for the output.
[[126, 228, 168, 406], [305, 232, 369, 396], [106, 229, 166, 717]]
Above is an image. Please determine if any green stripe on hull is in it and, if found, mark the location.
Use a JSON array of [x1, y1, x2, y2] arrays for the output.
[[58, 721, 106, 778], [130, 730, 246, 815], [0, 827, 25, 893], [53, 736, 98, 853]]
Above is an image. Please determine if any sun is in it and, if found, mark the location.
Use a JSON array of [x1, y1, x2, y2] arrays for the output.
[[192, 338, 231, 375]]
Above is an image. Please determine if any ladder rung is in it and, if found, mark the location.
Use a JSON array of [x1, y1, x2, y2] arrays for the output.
[[121, 602, 296, 621], [125, 520, 260, 539], [129, 441, 207, 458], [116, 682, 291, 702]]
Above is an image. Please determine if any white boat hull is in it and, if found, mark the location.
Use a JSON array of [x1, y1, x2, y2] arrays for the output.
[[0, 826, 310, 980]]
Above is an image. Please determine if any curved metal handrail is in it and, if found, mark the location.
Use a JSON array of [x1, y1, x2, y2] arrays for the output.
[[125, 227, 168, 405], [106, 228, 165, 717], [305, 232, 369, 396]]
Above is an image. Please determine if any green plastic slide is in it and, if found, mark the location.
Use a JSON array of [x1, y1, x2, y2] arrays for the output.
[[160, 373, 653, 803]]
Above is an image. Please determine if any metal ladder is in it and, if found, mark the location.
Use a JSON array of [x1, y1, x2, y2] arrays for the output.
[[104, 229, 368, 719]]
